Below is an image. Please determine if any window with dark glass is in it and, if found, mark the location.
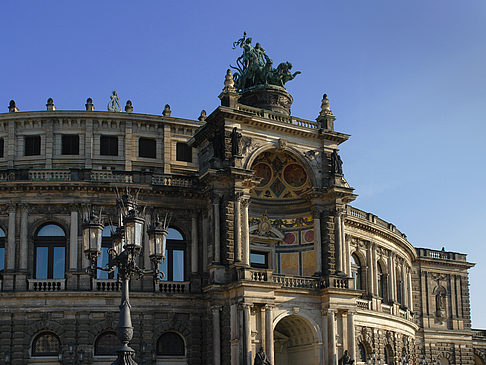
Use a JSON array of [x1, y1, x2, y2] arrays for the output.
[[0, 138, 4, 158], [384, 344, 394, 365], [34, 224, 66, 279], [377, 262, 386, 300], [250, 251, 268, 269], [32, 332, 60, 357], [139, 137, 156, 158], [156, 332, 185, 356], [176, 142, 192, 162], [25, 135, 41, 156], [397, 269, 404, 305], [97, 226, 117, 279], [351, 254, 362, 290], [0, 228, 5, 276], [159, 228, 185, 282], [100, 136, 118, 156], [61, 135, 79, 155], [94, 331, 121, 356]]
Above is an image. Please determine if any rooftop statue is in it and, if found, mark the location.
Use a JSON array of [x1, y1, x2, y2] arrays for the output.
[[107, 90, 121, 112], [231, 32, 301, 92]]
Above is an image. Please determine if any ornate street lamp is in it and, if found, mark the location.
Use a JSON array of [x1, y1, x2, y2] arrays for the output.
[[147, 214, 170, 281], [83, 191, 169, 365]]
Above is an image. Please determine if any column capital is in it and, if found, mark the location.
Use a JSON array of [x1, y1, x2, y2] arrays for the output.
[[7, 202, 17, 213], [241, 197, 251, 207], [211, 193, 222, 205], [211, 305, 222, 313]]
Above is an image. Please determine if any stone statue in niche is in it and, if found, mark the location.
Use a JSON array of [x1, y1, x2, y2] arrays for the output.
[[435, 286, 447, 319], [339, 350, 355, 365], [210, 132, 224, 160], [254, 347, 271, 365], [230, 127, 242, 156], [331, 150, 343, 175]]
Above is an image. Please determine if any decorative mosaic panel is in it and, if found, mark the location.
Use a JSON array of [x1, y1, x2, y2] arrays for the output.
[[251, 151, 311, 199]]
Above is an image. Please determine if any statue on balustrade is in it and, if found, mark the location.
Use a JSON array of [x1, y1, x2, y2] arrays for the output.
[[254, 347, 271, 365], [339, 350, 355, 365]]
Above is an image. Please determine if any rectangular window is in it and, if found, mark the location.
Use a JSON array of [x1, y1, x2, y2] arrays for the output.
[[35, 247, 49, 279], [172, 250, 185, 282], [52, 247, 65, 279], [176, 142, 192, 162], [25, 135, 41, 156], [61, 135, 79, 155], [139, 137, 156, 158], [250, 251, 268, 269], [0, 138, 4, 158], [100, 136, 118, 156]]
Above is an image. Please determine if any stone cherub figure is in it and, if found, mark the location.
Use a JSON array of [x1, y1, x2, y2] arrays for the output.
[[339, 350, 355, 365], [254, 347, 271, 365]]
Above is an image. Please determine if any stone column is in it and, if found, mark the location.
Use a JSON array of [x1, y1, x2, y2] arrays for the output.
[[6, 204, 16, 271], [265, 305, 274, 365], [408, 267, 413, 311], [124, 121, 133, 171], [328, 309, 337, 365], [321, 310, 328, 365], [234, 194, 242, 263], [342, 312, 348, 354], [335, 211, 343, 273], [230, 303, 240, 365], [242, 198, 250, 266], [455, 275, 463, 317], [242, 304, 252, 365], [313, 209, 322, 274], [366, 243, 375, 295], [388, 253, 395, 302], [348, 312, 356, 361], [19, 204, 28, 271], [191, 213, 198, 273], [212, 306, 221, 365], [213, 196, 221, 263], [372, 245, 378, 297], [69, 210, 78, 271], [402, 263, 408, 307], [203, 215, 209, 272]]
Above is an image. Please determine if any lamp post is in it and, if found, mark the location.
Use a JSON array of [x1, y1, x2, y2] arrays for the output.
[[83, 191, 168, 365]]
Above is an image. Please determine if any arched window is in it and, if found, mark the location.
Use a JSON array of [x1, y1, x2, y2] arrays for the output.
[[97, 225, 117, 279], [0, 227, 5, 275], [358, 343, 367, 362], [351, 254, 362, 290], [377, 262, 387, 300], [156, 332, 185, 356], [94, 331, 121, 356], [31, 331, 60, 357], [439, 358, 450, 365], [384, 344, 394, 365], [159, 228, 185, 281], [34, 224, 66, 279]]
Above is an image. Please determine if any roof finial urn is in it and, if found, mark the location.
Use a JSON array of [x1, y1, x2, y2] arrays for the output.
[[198, 110, 207, 122], [85, 98, 95, 111], [320, 94, 332, 116], [46, 98, 56, 111], [316, 92, 336, 131], [223, 69, 236, 92], [162, 104, 171, 117], [8, 100, 18, 113], [125, 100, 133, 113]]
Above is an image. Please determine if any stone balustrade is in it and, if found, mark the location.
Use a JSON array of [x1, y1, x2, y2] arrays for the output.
[[0, 168, 195, 188], [28, 279, 66, 291], [236, 104, 319, 129], [346, 205, 407, 239], [93, 279, 120, 291], [157, 281, 189, 293]]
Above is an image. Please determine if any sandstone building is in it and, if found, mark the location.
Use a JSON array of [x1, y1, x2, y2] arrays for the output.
[[0, 42, 485, 365]]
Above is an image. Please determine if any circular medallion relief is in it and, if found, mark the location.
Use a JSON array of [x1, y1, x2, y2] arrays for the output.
[[253, 162, 272, 186], [283, 164, 307, 188]]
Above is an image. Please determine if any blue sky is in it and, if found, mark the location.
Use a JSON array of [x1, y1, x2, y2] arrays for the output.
[[1, 1, 485, 327]]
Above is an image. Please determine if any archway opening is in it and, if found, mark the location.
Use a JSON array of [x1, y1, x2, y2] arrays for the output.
[[274, 315, 319, 365]]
